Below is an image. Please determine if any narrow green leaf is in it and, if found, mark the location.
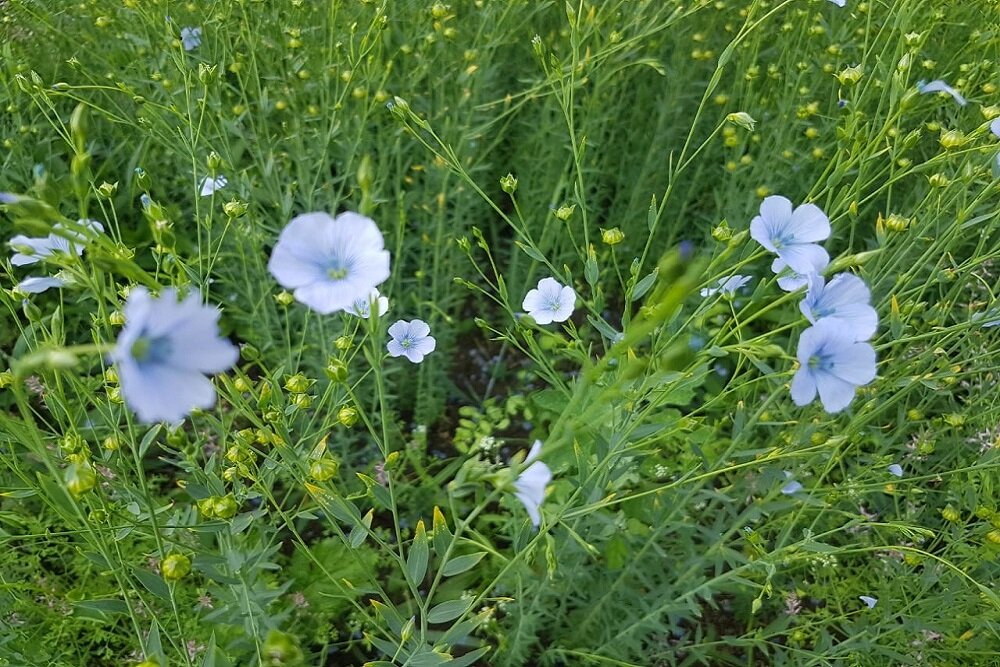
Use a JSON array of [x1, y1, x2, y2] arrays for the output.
[[441, 552, 486, 577], [449, 646, 491, 667], [427, 598, 472, 624], [407, 520, 429, 585], [132, 568, 170, 600]]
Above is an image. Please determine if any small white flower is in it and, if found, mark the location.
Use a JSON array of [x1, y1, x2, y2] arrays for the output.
[[181, 26, 202, 51], [15, 276, 65, 294], [887, 463, 903, 477], [917, 79, 966, 107], [111, 288, 238, 424], [700, 274, 752, 298], [859, 595, 878, 609], [268, 211, 391, 315], [387, 319, 436, 364], [513, 440, 552, 528], [199, 175, 227, 196], [346, 288, 389, 319], [522, 277, 576, 325]]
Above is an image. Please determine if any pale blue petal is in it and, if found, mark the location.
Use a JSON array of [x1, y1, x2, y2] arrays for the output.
[[412, 336, 436, 357], [828, 340, 877, 384], [408, 319, 431, 339], [388, 320, 409, 340], [387, 339, 406, 358], [992, 117, 1000, 139], [119, 360, 216, 424], [781, 480, 803, 495], [402, 347, 426, 363], [887, 464, 903, 477], [786, 203, 831, 244], [827, 0, 846, 6], [814, 370, 857, 413], [777, 243, 830, 276], [790, 367, 817, 406], [17, 276, 65, 293], [749, 216, 777, 253], [859, 595, 878, 608], [759, 195, 793, 227]]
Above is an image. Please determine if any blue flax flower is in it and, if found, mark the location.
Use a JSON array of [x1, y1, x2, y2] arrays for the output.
[[513, 440, 552, 528], [522, 277, 576, 324], [111, 288, 238, 424], [800, 273, 878, 341], [10, 219, 104, 266], [750, 196, 831, 276], [791, 320, 876, 413], [700, 274, 752, 298], [181, 26, 202, 51], [268, 211, 390, 315], [387, 319, 436, 363], [347, 288, 389, 319]]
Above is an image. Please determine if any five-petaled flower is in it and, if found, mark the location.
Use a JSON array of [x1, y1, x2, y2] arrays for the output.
[[111, 287, 238, 424], [513, 439, 552, 528], [347, 289, 389, 319], [791, 319, 877, 413], [181, 26, 202, 51], [750, 195, 831, 277], [800, 273, 878, 341], [522, 277, 576, 324], [700, 274, 752, 298], [268, 211, 390, 315], [387, 319, 436, 363]]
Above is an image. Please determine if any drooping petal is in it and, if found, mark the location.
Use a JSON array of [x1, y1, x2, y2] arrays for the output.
[[790, 367, 818, 406], [917, 79, 966, 106], [118, 360, 217, 423], [16, 276, 65, 293], [813, 370, 858, 413], [514, 460, 552, 527]]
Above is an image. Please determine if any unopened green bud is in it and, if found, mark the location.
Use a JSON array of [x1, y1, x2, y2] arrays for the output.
[[206, 151, 222, 172], [97, 181, 118, 198], [197, 497, 216, 517], [284, 373, 311, 394], [290, 393, 312, 409], [134, 167, 150, 191], [334, 336, 352, 351], [103, 435, 121, 451], [357, 154, 374, 191], [212, 494, 239, 519], [554, 204, 575, 221], [274, 290, 295, 306], [499, 173, 518, 194], [711, 221, 732, 242], [262, 630, 304, 667], [725, 111, 757, 131], [325, 358, 349, 382], [309, 457, 340, 482], [835, 65, 863, 85], [337, 406, 359, 428], [240, 343, 261, 361], [223, 199, 247, 218], [198, 62, 218, 85], [161, 553, 192, 581], [65, 461, 97, 497], [939, 129, 965, 149], [0, 370, 14, 388], [601, 227, 624, 245]]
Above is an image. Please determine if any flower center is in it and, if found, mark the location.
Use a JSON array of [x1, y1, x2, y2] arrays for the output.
[[327, 266, 349, 280], [400, 337, 413, 349], [807, 354, 827, 371], [546, 298, 562, 312], [131, 334, 172, 365]]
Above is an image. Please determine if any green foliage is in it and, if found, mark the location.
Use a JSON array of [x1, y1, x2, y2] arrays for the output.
[[1, 0, 1000, 665]]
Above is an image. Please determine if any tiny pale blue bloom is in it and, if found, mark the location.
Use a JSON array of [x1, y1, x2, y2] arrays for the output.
[[800, 273, 878, 341], [181, 26, 202, 51], [991, 117, 1000, 139], [199, 175, 227, 196], [387, 319, 436, 363], [111, 287, 238, 424], [828, 0, 845, 6], [781, 480, 803, 495], [859, 595, 878, 609], [522, 277, 575, 325], [791, 319, 877, 413], [513, 439, 552, 528], [347, 288, 389, 319], [887, 463, 903, 477], [750, 195, 831, 276], [16, 276, 65, 294], [917, 79, 966, 106], [700, 274, 752, 298], [268, 211, 391, 315]]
